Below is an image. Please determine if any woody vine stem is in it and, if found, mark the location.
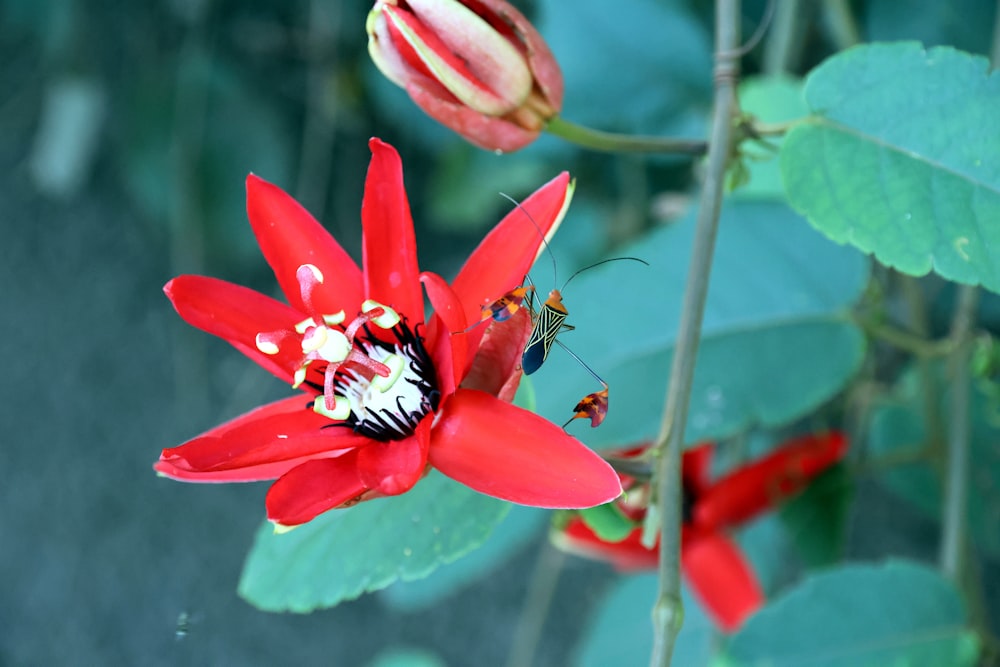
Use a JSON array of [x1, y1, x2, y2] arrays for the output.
[[647, 0, 741, 665]]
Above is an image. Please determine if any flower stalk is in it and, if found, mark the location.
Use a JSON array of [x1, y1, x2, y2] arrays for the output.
[[648, 0, 741, 664], [940, 284, 978, 580], [544, 116, 708, 155]]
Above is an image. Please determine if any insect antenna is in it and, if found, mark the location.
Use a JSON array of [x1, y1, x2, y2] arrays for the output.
[[560, 256, 649, 292], [498, 191, 559, 289]]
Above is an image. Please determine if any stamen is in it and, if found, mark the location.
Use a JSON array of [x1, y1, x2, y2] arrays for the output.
[[323, 311, 346, 326], [301, 326, 327, 353], [254, 289, 437, 442], [371, 354, 405, 392], [293, 364, 310, 389], [314, 395, 351, 420], [325, 323, 439, 441], [255, 332, 281, 355], [362, 299, 401, 329], [294, 317, 317, 334]]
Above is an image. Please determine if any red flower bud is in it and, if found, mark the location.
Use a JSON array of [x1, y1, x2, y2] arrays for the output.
[[367, 0, 563, 152]]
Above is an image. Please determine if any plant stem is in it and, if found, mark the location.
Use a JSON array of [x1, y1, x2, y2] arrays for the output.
[[821, 0, 862, 50], [856, 316, 955, 358], [762, 0, 811, 75], [939, 285, 978, 579], [504, 543, 565, 667], [544, 116, 707, 155], [901, 276, 946, 453], [647, 2, 741, 665]]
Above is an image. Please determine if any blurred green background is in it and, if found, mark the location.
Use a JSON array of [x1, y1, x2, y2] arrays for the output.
[[3, 0, 999, 665]]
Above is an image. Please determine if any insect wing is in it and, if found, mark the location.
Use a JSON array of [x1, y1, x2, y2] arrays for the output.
[[522, 302, 566, 375]]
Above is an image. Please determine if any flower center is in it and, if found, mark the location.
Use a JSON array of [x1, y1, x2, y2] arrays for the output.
[[332, 322, 439, 440], [254, 263, 439, 441]]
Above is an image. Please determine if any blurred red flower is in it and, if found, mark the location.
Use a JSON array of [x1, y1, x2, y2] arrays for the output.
[[156, 138, 620, 529], [553, 432, 848, 630]]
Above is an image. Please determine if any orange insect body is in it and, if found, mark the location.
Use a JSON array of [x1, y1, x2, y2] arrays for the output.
[[479, 285, 534, 323], [564, 386, 609, 428]]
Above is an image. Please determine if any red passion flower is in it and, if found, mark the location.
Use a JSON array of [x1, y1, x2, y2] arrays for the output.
[[156, 138, 621, 529], [553, 432, 848, 631]]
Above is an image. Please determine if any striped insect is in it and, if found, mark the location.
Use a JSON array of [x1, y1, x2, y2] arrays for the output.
[[520, 257, 646, 376], [469, 195, 647, 428]]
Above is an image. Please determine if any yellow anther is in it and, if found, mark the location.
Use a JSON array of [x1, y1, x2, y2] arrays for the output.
[[294, 317, 317, 334], [255, 333, 280, 355], [313, 395, 351, 420], [371, 353, 405, 392], [301, 326, 328, 353], [322, 311, 346, 326], [362, 299, 401, 329], [292, 364, 309, 389]]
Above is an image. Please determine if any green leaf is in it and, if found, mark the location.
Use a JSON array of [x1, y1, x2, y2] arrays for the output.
[[532, 200, 868, 448], [779, 464, 853, 567], [579, 503, 635, 542], [238, 471, 510, 612], [575, 575, 714, 667], [735, 75, 808, 200], [781, 43, 1000, 293], [380, 505, 547, 612], [722, 561, 980, 667], [868, 361, 1000, 557]]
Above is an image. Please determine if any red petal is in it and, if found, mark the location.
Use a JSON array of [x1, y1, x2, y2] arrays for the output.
[[428, 389, 622, 508], [356, 418, 431, 495], [408, 82, 539, 152], [361, 139, 424, 323], [382, 4, 506, 108], [682, 531, 763, 632], [156, 396, 371, 481], [472, 0, 563, 110], [682, 442, 715, 497], [164, 275, 302, 384], [265, 453, 369, 526], [448, 171, 571, 355], [554, 518, 658, 571], [460, 306, 531, 403], [420, 271, 467, 396], [693, 432, 848, 531], [245, 174, 363, 315]]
